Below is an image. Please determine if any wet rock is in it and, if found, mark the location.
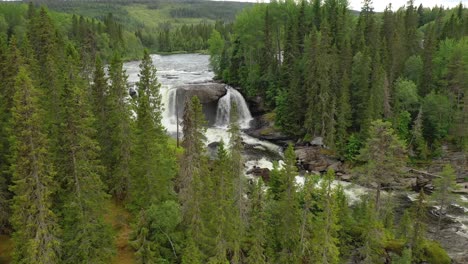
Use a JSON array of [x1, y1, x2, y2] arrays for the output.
[[176, 83, 227, 104], [246, 95, 268, 116], [327, 161, 342, 172], [295, 146, 343, 173], [247, 166, 271, 182], [129, 87, 137, 98], [245, 113, 290, 145], [310, 137, 325, 147], [337, 173, 353, 181]]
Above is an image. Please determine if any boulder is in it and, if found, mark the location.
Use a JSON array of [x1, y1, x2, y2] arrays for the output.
[[247, 166, 271, 182], [245, 113, 290, 145], [176, 83, 227, 104], [310, 137, 325, 147], [295, 146, 338, 172]]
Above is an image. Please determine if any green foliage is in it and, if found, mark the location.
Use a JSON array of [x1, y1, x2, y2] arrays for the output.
[[356, 120, 407, 211], [58, 45, 115, 264], [215, 0, 466, 158], [208, 29, 224, 77], [394, 78, 420, 113], [422, 91, 452, 144], [403, 55, 423, 85], [432, 164, 459, 234], [392, 248, 412, 264], [266, 144, 301, 263], [9, 67, 60, 264], [130, 50, 176, 210], [422, 240, 451, 264], [105, 53, 133, 201]]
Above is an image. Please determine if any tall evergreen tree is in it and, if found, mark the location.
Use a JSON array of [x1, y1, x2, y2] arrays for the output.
[[245, 179, 267, 264], [266, 144, 301, 263], [131, 49, 175, 209], [0, 36, 22, 232], [58, 45, 114, 263], [356, 120, 407, 211], [432, 164, 459, 235], [179, 96, 209, 262], [226, 104, 246, 263], [107, 53, 133, 200], [9, 67, 60, 264], [410, 190, 427, 262], [312, 169, 340, 264]]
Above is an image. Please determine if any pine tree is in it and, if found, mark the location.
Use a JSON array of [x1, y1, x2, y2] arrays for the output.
[[9, 67, 60, 264], [334, 183, 354, 259]]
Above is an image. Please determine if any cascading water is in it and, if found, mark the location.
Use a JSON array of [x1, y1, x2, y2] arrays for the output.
[[214, 86, 253, 129], [161, 87, 178, 132]]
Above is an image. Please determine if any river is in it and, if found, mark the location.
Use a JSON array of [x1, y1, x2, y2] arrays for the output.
[[123, 53, 468, 262]]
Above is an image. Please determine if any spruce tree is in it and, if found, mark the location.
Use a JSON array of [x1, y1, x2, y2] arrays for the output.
[[356, 120, 407, 212], [179, 96, 209, 261], [299, 174, 319, 262], [130, 50, 177, 263], [355, 197, 384, 264], [59, 45, 114, 264], [208, 141, 231, 263], [9, 67, 60, 264], [0, 36, 21, 232], [90, 56, 110, 185], [410, 190, 427, 262], [312, 169, 340, 264], [432, 164, 459, 235], [107, 53, 132, 200], [131, 49, 175, 209], [336, 69, 352, 151], [266, 144, 301, 263], [228, 103, 246, 263], [245, 180, 267, 264]]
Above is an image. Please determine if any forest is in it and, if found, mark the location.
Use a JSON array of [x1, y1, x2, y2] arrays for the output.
[[0, 0, 466, 264], [209, 0, 467, 158]]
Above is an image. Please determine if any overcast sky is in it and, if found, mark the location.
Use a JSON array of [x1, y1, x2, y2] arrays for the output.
[[212, 0, 466, 12]]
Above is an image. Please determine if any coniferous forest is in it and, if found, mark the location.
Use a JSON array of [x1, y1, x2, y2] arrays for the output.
[[0, 1, 467, 264]]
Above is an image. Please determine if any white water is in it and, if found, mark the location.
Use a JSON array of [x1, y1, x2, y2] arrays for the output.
[[214, 86, 253, 129]]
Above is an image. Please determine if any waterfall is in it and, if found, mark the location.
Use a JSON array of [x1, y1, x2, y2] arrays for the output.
[[214, 86, 253, 129], [160, 85, 253, 132], [161, 86, 178, 132]]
